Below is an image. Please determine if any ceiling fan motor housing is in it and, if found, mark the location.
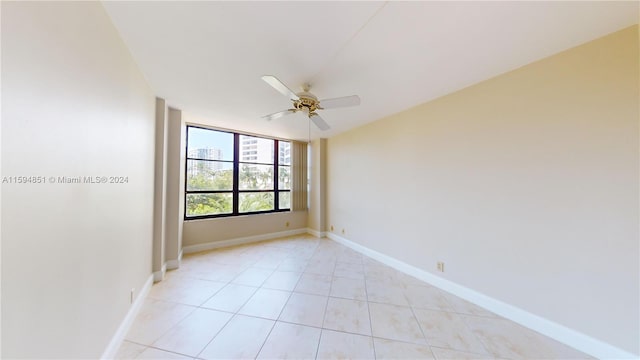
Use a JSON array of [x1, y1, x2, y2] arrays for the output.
[[293, 91, 321, 113]]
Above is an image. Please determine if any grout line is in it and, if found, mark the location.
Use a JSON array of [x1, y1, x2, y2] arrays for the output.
[[458, 313, 498, 358], [429, 344, 496, 359], [145, 345, 200, 358], [408, 305, 437, 359], [314, 329, 324, 360], [253, 319, 277, 360], [362, 269, 378, 359]]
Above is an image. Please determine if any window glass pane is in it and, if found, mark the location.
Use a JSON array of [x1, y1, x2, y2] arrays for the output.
[[239, 164, 273, 190], [279, 191, 291, 210], [278, 166, 290, 190], [187, 160, 233, 191], [186, 193, 232, 217], [187, 127, 233, 161], [279, 141, 291, 165], [239, 135, 274, 164], [239, 192, 274, 213]]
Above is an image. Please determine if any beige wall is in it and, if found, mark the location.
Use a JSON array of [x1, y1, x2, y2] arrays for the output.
[[183, 211, 308, 247], [308, 139, 327, 233], [1, 2, 156, 358], [327, 26, 639, 355]]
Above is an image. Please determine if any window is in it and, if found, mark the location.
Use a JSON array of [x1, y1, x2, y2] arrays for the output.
[[185, 126, 291, 219]]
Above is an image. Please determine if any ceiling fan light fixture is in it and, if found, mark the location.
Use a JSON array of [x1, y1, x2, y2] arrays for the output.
[[260, 74, 361, 131]]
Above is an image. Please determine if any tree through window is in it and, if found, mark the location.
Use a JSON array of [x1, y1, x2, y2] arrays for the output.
[[185, 126, 291, 219]]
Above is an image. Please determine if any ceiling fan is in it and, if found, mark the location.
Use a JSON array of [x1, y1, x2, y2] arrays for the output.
[[261, 75, 361, 131]]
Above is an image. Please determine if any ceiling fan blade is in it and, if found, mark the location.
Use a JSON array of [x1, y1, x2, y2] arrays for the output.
[[319, 95, 360, 109], [261, 75, 300, 101], [310, 113, 330, 131], [262, 109, 296, 121]]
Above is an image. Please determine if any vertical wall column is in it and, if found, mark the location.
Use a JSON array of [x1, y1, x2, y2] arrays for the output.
[[152, 98, 169, 281], [165, 107, 185, 269], [308, 138, 327, 236]]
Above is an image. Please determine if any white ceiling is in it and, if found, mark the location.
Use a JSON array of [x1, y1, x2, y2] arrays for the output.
[[102, 1, 638, 141]]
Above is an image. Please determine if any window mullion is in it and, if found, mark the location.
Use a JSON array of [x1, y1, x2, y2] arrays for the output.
[[274, 140, 279, 211], [233, 133, 239, 214]]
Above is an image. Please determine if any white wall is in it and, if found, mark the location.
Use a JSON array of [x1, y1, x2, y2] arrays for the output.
[[1, 2, 155, 358], [326, 26, 639, 355]]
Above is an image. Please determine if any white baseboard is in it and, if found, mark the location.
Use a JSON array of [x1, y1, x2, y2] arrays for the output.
[[153, 263, 167, 283], [101, 274, 153, 359], [182, 228, 308, 254], [326, 233, 637, 359], [166, 249, 183, 270], [306, 228, 326, 238]]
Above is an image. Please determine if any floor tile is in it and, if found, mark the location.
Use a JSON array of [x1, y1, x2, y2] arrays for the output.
[[151, 308, 232, 357], [200, 283, 258, 313], [413, 308, 489, 355], [231, 267, 274, 287], [373, 338, 435, 359], [125, 299, 195, 345], [238, 288, 291, 319], [278, 258, 308, 272], [323, 297, 371, 336], [136, 347, 192, 359], [404, 284, 454, 311], [188, 264, 246, 283], [198, 315, 274, 359], [305, 261, 336, 276], [256, 322, 321, 359], [114, 341, 146, 359], [295, 273, 332, 296], [430, 346, 495, 360], [369, 302, 426, 344], [366, 279, 409, 306], [444, 296, 498, 318], [330, 277, 367, 300], [396, 272, 428, 287], [364, 264, 397, 282], [252, 255, 286, 269], [317, 329, 375, 359], [336, 250, 364, 265], [279, 292, 328, 327], [463, 315, 593, 359], [148, 277, 226, 306], [262, 270, 303, 291], [334, 261, 365, 280]]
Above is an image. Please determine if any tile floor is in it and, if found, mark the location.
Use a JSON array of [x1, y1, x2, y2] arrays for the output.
[[116, 235, 591, 359]]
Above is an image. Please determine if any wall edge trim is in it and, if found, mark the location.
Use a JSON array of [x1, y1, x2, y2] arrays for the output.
[[100, 274, 154, 360], [166, 249, 183, 270], [306, 228, 326, 238], [153, 263, 167, 283]]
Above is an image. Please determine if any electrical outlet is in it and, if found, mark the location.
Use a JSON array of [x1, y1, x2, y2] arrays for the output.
[[341, 228, 345, 235], [437, 262, 445, 272], [331, 225, 334, 231], [130, 288, 135, 304], [285, 221, 290, 227]]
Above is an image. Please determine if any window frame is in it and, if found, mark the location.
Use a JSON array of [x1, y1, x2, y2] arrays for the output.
[[184, 125, 291, 220]]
